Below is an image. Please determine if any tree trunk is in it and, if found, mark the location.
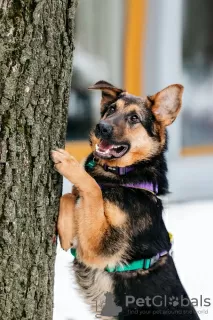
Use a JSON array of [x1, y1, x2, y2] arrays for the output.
[[0, 0, 77, 319]]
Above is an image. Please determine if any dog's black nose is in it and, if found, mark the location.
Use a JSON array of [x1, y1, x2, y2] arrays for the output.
[[95, 121, 113, 138]]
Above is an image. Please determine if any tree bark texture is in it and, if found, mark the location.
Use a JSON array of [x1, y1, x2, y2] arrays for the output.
[[0, 0, 77, 319]]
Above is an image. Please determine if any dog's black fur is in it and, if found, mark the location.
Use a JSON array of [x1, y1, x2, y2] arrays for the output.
[[73, 152, 199, 319]]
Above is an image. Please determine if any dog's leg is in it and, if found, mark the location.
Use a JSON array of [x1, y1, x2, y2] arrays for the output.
[[51, 149, 128, 268], [76, 196, 128, 268], [57, 192, 77, 250]]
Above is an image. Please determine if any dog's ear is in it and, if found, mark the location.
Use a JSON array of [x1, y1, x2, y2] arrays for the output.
[[149, 84, 184, 126], [88, 80, 124, 106]]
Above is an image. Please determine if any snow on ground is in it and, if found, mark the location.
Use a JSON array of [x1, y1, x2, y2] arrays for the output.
[[54, 200, 213, 320]]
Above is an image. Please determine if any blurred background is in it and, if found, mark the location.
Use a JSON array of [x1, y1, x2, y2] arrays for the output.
[[55, 1, 213, 319], [65, 0, 213, 202]]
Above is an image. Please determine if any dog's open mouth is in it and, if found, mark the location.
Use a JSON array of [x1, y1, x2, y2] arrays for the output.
[[95, 140, 129, 159]]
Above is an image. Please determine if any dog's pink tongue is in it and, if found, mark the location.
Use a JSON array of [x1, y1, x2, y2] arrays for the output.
[[99, 140, 112, 151]]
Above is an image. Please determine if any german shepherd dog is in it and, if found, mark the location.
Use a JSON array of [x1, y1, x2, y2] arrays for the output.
[[51, 81, 199, 319]]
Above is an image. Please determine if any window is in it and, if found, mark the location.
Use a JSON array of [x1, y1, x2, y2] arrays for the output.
[[182, 0, 213, 153]]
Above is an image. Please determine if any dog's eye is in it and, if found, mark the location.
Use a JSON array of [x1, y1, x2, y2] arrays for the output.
[[129, 114, 140, 123], [108, 106, 116, 115]]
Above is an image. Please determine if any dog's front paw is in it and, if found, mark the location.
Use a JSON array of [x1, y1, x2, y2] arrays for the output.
[[51, 149, 85, 183]]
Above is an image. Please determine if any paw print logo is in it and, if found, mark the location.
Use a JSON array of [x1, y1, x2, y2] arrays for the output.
[[169, 296, 179, 307]]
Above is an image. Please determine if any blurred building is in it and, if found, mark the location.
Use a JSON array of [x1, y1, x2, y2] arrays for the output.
[[66, 0, 213, 201]]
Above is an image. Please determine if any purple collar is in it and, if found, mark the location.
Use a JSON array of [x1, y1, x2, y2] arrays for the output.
[[121, 182, 158, 194], [103, 164, 135, 175], [99, 182, 158, 194], [102, 164, 158, 194]]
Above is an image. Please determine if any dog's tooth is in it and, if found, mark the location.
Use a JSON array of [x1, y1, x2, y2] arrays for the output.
[[98, 149, 109, 155]]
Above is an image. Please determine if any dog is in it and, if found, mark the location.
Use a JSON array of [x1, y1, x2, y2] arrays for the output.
[[51, 81, 200, 319]]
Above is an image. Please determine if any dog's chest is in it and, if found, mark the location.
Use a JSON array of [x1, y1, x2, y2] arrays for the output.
[[73, 260, 116, 319], [102, 187, 159, 222]]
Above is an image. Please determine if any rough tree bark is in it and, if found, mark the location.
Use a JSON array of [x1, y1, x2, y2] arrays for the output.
[[0, 0, 77, 319]]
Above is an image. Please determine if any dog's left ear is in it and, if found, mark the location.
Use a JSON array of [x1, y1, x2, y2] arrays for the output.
[[88, 80, 124, 106], [149, 84, 184, 126]]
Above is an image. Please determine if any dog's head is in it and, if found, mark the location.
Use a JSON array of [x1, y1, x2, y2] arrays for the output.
[[89, 81, 183, 167]]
